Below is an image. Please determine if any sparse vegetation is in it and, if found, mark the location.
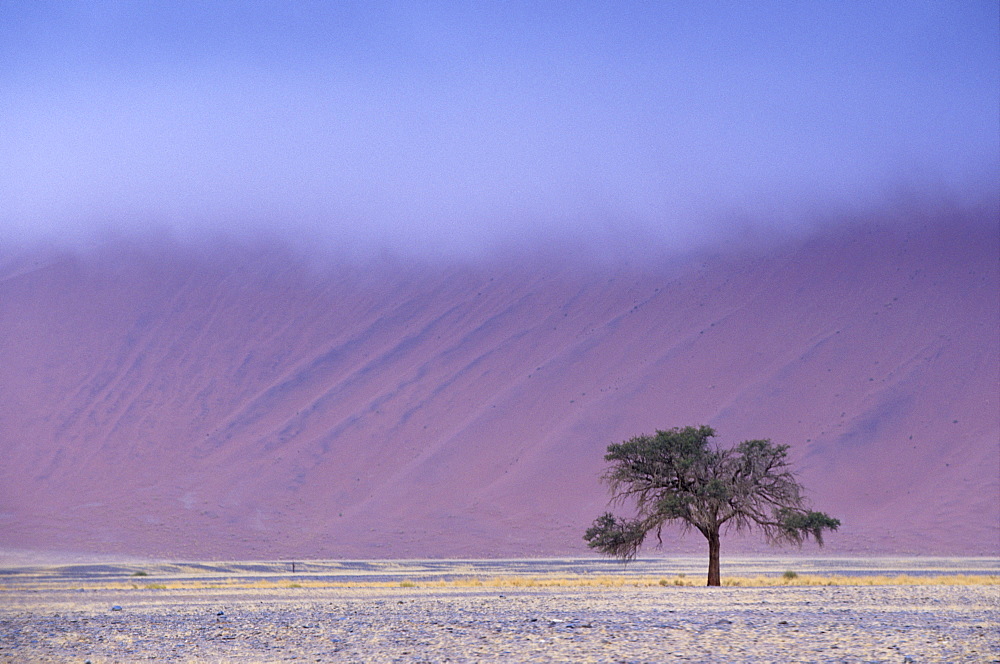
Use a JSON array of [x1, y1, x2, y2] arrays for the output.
[[29, 573, 999, 592], [585, 426, 839, 586], [783, 570, 798, 580]]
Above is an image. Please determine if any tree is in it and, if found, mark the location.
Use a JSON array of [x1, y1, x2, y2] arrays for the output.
[[584, 425, 839, 586]]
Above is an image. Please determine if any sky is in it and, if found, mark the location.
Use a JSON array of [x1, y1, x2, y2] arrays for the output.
[[1, 1, 997, 256]]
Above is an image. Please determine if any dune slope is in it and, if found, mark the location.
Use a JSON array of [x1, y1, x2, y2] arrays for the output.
[[1, 214, 997, 558]]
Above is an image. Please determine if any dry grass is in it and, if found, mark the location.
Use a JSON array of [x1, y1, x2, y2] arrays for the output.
[[469, 574, 1000, 588], [39, 573, 994, 592], [718, 574, 999, 587]]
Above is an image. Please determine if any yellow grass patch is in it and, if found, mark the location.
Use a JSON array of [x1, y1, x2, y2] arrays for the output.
[[61, 573, 997, 591], [719, 574, 999, 587]]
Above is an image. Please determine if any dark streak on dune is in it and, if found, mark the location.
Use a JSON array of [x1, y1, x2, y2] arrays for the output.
[[0, 212, 997, 560]]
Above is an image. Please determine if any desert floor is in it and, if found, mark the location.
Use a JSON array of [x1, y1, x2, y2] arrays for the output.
[[1, 557, 997, 663]]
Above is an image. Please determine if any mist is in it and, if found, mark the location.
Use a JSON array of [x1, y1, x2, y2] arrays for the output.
[[1, 2, 997, 258]]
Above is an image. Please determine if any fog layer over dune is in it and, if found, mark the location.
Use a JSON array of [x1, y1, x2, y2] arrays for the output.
[[0, 210, 996, 559]]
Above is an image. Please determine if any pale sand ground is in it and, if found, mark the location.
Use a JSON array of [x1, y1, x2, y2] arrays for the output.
[[1, 558, 997, 663], [2, 585, 997, 663]]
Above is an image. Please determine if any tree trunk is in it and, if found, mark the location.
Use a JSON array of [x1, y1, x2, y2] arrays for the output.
[[706, 529, 721, 586]]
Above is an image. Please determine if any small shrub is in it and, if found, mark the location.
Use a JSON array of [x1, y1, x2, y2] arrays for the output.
[[782, 570, 798, 581], [131, 571, 149, 577]]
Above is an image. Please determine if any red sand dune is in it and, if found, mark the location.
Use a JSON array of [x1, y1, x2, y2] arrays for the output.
[[1, 213, 997, 560]]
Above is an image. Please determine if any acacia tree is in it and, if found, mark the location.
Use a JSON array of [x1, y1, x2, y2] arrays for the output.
[[584, 425, 839, 586]]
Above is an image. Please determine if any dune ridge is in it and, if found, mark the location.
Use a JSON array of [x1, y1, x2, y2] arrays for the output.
[[0, 213, 996, 559]]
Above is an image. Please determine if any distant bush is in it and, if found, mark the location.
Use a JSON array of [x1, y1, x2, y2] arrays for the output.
[[783, 571, 798, 581], [659, 577, 694, 587], [131, 571, 149, 576]]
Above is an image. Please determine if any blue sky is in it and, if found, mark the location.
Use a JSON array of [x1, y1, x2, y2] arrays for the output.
[[2, 1, 997, 255]]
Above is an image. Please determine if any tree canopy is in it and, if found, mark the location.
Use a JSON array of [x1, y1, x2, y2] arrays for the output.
[[584, 425, 839, 585]]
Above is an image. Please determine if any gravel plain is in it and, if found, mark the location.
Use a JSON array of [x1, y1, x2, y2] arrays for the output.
[[1, 558, 997, 663], [2, 584, 997, 663]]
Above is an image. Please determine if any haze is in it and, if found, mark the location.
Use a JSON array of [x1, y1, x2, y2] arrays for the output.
[[2, 1, 997, 255], [0, 3, 998, 561]]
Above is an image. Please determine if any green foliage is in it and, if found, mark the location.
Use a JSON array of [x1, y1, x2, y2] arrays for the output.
[[783, 570, 798, 580], [778, 509, 842, 546], [583, 513, 649, 561]]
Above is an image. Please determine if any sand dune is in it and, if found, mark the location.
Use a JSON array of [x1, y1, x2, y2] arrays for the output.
[[0, 212, 996, 559]]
